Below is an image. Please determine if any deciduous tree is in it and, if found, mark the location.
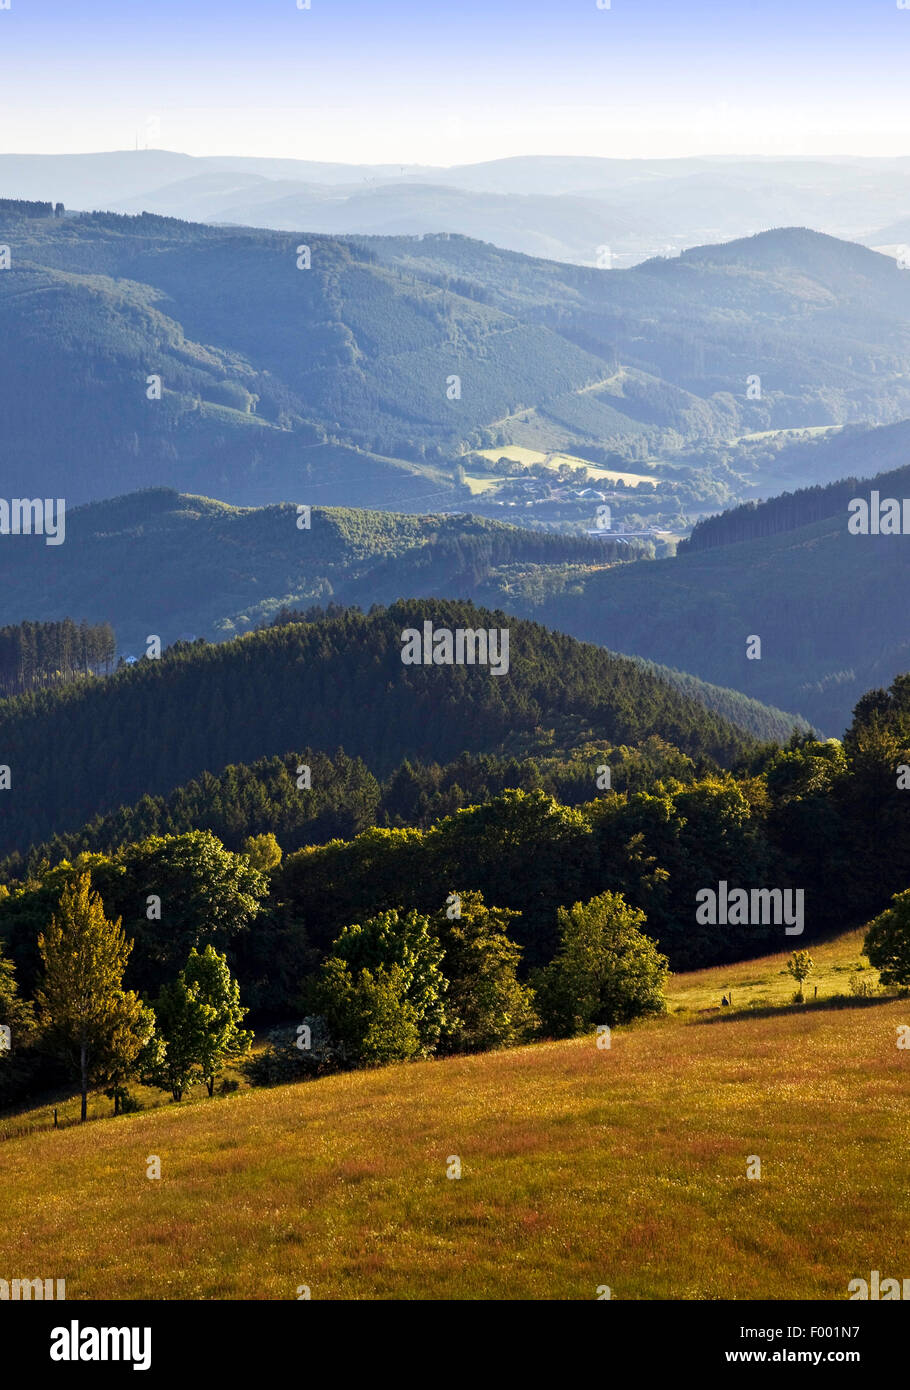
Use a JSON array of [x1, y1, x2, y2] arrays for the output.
[[182, 946, 253, 1095], [539, 891, 669, 1037], [864, 889, 910, 988], [36, 872, 149, 1120]]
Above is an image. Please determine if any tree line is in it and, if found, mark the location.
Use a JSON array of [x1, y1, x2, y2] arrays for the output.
[[2, 672, 909, 1011], [0, 841, 672, 1115], [1, 871, 253, 1119], [0, 619, 116, 699], [0, 672, 908, 1107], [3, 773, 910, 1119], [679, 458, 910, 554], [0, 738, 699, 885], [0, 199, 60, 219], [0, 838, 674, 1118]]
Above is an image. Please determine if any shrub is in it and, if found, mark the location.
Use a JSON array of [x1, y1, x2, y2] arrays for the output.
[[245, 1017, 346, 1085]]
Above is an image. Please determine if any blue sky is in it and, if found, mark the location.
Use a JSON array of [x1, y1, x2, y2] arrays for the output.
[[1, 0, 910, 162]]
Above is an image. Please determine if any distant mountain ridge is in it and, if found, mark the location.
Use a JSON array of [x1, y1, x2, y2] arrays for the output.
[[0, 489, 629, 647], [493, 451, 910, 733], [4, 208, 910, 509], [6, 150, 910, 266]]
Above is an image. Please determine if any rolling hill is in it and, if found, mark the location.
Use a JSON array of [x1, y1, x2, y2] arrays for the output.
[[8, 149, 910, 266], [680, 422, 910, 552], [4, 206, 910, 509], [492, 475, 910, 734], [366, 227, 910, 438], [0, 599, 769, 860], [0, 488, 809, 749], [0, 489, 633, 649], [0, 204, 615, 506]]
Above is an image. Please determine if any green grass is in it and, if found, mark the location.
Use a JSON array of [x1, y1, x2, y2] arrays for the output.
[[1, 930, 906, 1300], [729, 426, 840, 444], [477, 446, 658, 487], [462, 473, 508, 495], [0, 1056, 257, 1141], [194, 400, 272, 428], [667, 928, 873, 1012]]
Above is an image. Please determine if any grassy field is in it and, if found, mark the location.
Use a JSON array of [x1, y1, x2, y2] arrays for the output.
[[1, 931, 907, 1300], [462, 473, 507, 495], [730, 426, 840, 445], [477, 446, 659, 487], [666, 927, 872, 1011]]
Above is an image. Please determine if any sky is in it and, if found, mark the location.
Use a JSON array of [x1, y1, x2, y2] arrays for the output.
[[1, 0, 910, 164]]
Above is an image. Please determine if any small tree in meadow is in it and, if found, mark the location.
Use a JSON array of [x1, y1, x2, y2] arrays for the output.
[[99, 1000, 161, 1114], [786, 949, 814, 1003], [429, 891, 537, 1053], [307, 908, 453, 1064], [151, 977, 208, 1101], [310, 957, 422, 1065], [152, 947, 252, 1099]]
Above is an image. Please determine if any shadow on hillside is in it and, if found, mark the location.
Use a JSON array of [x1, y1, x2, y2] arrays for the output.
[[692, 993, 902, 1025]]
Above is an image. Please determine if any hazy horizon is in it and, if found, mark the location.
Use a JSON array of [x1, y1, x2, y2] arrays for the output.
[[8, 149, 910, 168], [2, 0, 910, 164]]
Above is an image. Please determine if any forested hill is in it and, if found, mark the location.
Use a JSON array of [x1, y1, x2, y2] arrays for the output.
[[0, 489, 633, 650], [0, 489, 809, 746], [626, 657, 812, 744], [0, 206, 615, 506], [364, 226, 910, 432], [681, 421, 910, 553], [500, 505, 910, 734], [5, 207, 910, 508], [0, 738, 700, 884], [0, 600, 764, 858]]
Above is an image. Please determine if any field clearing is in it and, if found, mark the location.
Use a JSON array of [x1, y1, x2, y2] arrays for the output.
[[477, 446, 659, 487], [462, 473, 507, 495], [1, 932, 906, 1300], [730, 426, 839, 445], [667, 928, 872, 1012]]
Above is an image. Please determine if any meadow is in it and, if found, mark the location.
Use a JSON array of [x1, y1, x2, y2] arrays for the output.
[[477, 446, 659, 488], [1, 930, 906, 1300]]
